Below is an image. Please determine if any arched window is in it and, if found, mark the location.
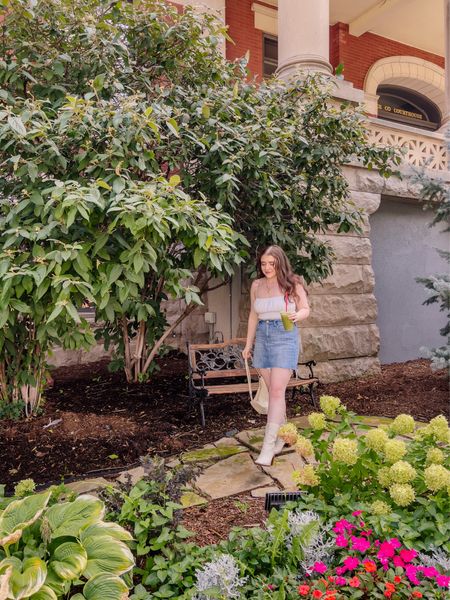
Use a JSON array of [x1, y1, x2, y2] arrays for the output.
[[377, 85, 441, 131]]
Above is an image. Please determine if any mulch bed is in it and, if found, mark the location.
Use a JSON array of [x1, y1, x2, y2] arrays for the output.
[[0, 355, 448, 493], [182, 492, 267, 546]]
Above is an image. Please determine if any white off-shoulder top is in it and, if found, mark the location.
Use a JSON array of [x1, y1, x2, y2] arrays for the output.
[[254, 295, 296, 320]]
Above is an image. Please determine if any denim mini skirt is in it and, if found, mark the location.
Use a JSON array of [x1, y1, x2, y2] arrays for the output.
[[252, 319, 300, 370]]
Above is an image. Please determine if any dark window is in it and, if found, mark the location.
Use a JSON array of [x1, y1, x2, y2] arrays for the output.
[[263, 35, 278, 77], [377, 85, 441, 131]]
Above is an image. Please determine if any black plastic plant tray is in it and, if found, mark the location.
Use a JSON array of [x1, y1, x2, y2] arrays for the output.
[[264, 491, 303, 511]]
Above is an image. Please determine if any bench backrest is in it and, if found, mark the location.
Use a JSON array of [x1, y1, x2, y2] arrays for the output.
[[188, 338, 257, 379]]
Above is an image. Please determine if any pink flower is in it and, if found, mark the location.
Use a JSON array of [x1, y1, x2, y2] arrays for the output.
[[343, 557, 359, 570], [399, 549, 417, 563], [377, 541, 395, 559], [422, 566, 439, 578], [336, 567, 346, 575], [313, 562, 327, 574], [436, 575, 450, 588], [360, 529, 372, 537], [352, 511, 363, 516], [389, 538, 401, 549], [405, 565, 420, 586], [351, 537, 371, 553], [393, 556, 405, 568], [335, 577, 347, 586], [333, 519, 354, 534], [335, 535, 348, 547], [374, 540, 380, 547]]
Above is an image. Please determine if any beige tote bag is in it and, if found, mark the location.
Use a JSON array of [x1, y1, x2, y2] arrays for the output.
[[244, 358, 269, 415]]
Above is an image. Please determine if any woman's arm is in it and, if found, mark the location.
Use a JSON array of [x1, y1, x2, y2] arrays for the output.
[[291, 282, 310, 323], [242, 280, 259, 359]]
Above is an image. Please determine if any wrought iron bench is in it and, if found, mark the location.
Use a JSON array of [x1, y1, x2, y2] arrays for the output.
[[187, 337, 319, 427]]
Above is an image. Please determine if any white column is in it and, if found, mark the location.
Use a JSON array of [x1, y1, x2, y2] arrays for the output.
[[276, 0, 332, 79]]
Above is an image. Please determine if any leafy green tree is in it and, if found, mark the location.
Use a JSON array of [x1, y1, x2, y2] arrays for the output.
[[0, 0, 399, 409], [415, 136, 450, 371]]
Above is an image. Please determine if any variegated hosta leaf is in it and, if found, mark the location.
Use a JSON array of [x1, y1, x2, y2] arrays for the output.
[[83, 573, 129, 600], [45, 495, 104, 539], [1, 557, 47, 600], [0, 492, 51, 537], [69, 595, 85, 600], [49, 541, 87, 581], [0, 566, 12, 600], [30, 584, 58, 600], [82, 536, 134, 578], [80, 522, 133, 543], [43, 566, 67, 597], [0, 529, 22, 550]]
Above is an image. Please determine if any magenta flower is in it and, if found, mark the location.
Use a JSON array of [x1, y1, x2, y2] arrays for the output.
[[360, 529, 372, 537], [422, 566, 439, 578], [399, 548, 417, 563], [335, 577, 347, 586], [351, 537, 371, 553], [336, 566, 346, 575], [377, 541, 395, 559], [313, 562, 327, 574], [335, 535, 348, 547], [333, 519, 354, 534], [436, 574, 450, 588], [352, 511, 363, 516], [389, 538, 401, 549], [393, 556, 405, 568], [405, 565, 420, 585], [343, 557, 359, 570]]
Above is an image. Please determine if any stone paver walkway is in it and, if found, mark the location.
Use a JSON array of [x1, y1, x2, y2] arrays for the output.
[[66, 415, 398, 508]]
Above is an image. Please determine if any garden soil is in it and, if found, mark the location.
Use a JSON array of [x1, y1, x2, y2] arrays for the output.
[[1, 356, 448, 495]]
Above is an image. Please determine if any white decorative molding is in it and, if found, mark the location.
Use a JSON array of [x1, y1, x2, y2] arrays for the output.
[[368, 118, 447, 171], [251, 2, 277, 35], [364, 56, 445, 100]]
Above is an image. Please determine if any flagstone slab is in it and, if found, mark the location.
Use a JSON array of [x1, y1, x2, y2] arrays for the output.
[[251, 486, 280, 498], [236, 428, 296, 455], [214, 437, 241, 447], [181, 444, 246, 463], [290, 416, 311, 429], [261, 452, 306, 491], [180, 490, 208, 508], [194, 453, 273, 499], [117, 466, 145, 485], [66, 477, 111, 494], [236, 428, 265, 451]]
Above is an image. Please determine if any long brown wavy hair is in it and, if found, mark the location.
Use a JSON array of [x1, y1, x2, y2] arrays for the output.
[[257, 245, 306, 301]]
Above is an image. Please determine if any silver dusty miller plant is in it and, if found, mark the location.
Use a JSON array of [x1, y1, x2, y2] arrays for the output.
[[193, 554, 247, 599], [286, 510, 334, 575], [418, 547, 450, 572]]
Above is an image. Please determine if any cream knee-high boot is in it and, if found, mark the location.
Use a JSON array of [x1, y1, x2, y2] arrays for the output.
[[274, 416, 286, 455], [255, 422, 280, 466]]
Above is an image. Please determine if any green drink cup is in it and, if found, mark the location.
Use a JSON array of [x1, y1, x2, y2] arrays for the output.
[[280, 311, 295, 331]]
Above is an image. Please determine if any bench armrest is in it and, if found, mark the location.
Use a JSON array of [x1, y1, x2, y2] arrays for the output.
[[297, 360, 317, 379]]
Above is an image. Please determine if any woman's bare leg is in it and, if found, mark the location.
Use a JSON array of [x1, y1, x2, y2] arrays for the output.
[[267, 367, 291, 424]]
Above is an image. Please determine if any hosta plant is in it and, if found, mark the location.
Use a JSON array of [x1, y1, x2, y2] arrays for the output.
[[0, 492, 134, 599]]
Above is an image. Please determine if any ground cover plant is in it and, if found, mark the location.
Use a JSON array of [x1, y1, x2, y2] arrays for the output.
[[0, 0, 399, 416]]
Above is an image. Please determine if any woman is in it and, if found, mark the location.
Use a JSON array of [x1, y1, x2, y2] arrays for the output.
[[242, 245, 310, 466]]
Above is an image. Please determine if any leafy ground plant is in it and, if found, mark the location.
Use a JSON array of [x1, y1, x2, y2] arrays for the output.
[[0, 491, 134, 599], [102, 456, 213, 599]]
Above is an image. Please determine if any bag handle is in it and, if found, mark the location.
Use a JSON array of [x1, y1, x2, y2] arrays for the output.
[[244, 358, 255, 401]]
